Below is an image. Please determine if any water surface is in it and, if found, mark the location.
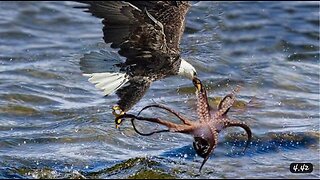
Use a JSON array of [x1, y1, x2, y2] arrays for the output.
[[0, 1, 319, 179]]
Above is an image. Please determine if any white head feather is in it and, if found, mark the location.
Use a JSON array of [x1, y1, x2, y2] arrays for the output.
[[178, 58, 197, 80]]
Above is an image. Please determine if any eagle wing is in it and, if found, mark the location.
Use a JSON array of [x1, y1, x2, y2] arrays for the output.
[[75, 1, 188, 64], [75, 1, 191, 112], [128, 1, 191, 52]]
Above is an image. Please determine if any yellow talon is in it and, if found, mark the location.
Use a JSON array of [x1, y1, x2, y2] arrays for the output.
[[112, 105, 125, 129], [112, 105, 124, 117]]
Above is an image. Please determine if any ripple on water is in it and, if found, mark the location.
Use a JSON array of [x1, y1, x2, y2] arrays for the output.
[[0, 93, 59, 106], [0, 104, 40, 116]]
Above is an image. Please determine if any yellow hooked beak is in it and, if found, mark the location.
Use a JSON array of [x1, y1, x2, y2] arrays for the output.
[[196, 83, 202, 92], [193, 77, 202, 92]]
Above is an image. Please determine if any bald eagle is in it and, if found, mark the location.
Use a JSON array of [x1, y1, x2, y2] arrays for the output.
[[75, 1, 197, 114]]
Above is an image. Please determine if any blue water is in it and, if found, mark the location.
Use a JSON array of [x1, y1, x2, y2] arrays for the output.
[[0, 1, 319, 179]]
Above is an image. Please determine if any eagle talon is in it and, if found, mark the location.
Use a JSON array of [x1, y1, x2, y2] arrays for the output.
[[112, 105, 124, 117], [112, 105, 125, 129]]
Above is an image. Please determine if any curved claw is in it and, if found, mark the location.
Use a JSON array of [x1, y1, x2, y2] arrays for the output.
[[223, 121, 252, 153]]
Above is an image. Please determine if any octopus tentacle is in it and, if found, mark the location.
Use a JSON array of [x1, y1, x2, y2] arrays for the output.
[[131, 119, 169, 136], [199, 154, 210, 172], [193, 77, 211, 123], [223, 120, 252, 153], [136, 104, 193, 125], [131, 104, 194, 135], [214, 85, 241, 119], [170, 125, 196, 133], [114, 76, 252, 172], [116, 113, 194, 135], [196, 90, 211, 122], [116, 114, 180, 129], [199, 130, 218, 172], [217, 94, 233, 115], [131, 117, 195, 136]]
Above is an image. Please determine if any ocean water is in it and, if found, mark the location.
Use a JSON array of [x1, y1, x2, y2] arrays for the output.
[[0, 1, 319, 179]]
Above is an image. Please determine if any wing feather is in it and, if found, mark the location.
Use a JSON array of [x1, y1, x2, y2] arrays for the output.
[[128, 1, 191, 52], [75, 1, 171, 62]]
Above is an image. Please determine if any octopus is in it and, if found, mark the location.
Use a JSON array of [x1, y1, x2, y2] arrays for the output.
[[115, 77, 252, 172]]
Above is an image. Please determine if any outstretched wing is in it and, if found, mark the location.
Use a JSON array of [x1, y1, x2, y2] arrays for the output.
[[127, 1, 191, 52], [75, 1, 182, 63]]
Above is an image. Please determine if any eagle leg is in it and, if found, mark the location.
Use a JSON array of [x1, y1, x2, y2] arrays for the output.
[[112, 105, 125, 129], [112, 105, 125, 117]]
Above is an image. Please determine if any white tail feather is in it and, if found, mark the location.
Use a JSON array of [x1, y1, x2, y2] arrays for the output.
[[84, 72, 129, 96]]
